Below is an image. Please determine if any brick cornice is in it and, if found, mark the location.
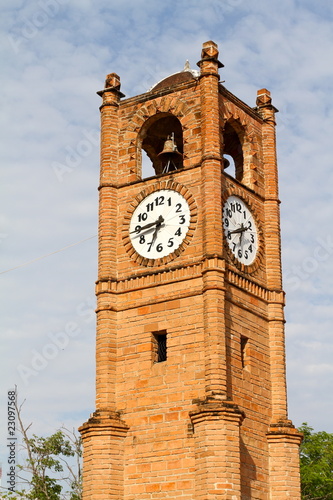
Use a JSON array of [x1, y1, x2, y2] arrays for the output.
[[99, 101, 120, 111], [95, 262, 284, 307], [98, 161, 203, 190], [190, 399, 245, 426], [79, 409, 129, 437], [219, 84, 263, 123], [227, 269, 285, 303], [267, 421, 303, 445], [97, 86, 125, 99], [119, 80, 198, 108]]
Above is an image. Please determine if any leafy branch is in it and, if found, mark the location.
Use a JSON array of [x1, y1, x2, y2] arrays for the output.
[[1, 395, 82, 500]]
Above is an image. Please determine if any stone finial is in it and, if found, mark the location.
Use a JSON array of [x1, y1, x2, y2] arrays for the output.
[[97, 72, 125, 98], [183, 60, 191, 72], [105, 73, 121, 90], [256, 88, 272, 107], [256, 88, 278, 114], [201, 40, 219, 60], [197, 40, 224, 72]]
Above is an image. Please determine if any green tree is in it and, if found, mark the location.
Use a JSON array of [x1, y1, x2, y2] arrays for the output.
[[299, 422, 333, 500], [1, 398, 82, 500]]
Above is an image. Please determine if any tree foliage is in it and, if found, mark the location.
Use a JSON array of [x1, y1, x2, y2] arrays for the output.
[[1, 398, 82, 500], [299, 422, 333, 500]]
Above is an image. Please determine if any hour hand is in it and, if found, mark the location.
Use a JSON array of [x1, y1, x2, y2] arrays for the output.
[[229, 224, 248, 235], [130, 217, 162, 234]]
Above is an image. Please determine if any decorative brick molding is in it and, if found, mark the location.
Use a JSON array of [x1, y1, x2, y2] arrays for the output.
[[122, 180, 198, 267]]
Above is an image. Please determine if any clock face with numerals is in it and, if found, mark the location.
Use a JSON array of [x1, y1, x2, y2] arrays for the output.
[[223, 195, 258, 265], [129, 189, 191, 259]]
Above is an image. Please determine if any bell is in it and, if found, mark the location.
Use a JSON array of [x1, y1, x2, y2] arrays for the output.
[[158, 134, 182, 157], [158, 133, 182, 173]]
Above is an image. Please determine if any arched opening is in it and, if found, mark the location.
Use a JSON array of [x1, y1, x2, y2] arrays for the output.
[[222, 120, 244, 181], [141, 150, 155, 178], [138, 113, 183, 178], [223, 154, 236, 172]]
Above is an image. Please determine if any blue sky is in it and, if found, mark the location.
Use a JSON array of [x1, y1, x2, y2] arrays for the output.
[[1, 0, 333, 485]]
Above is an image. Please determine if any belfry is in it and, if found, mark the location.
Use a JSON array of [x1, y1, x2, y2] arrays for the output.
[[79, 41, 302, 499]]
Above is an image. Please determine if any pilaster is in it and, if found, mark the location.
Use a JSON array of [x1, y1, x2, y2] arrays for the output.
[[97, 73, 124, 281], [256, 88, 281, 291], [95, 305, 117, 411], [94, 74, 123, 412], [97, 73, 124, 187], [267, 295, 288, 421], [202, 258, 227, 398], [267, 422, 303, 500], [190, 400, 244, 499], [257, 89, 302, 496], [79, 410, 129, 500], [198, 41, 224, 258]]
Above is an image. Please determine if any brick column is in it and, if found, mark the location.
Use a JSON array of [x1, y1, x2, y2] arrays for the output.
[[257, 89, 288, 420], [97, 73, 124, 280], [202, 259, 227, 398], [79, 411, 129, 500], [190, 46, 243, 497], [80, 74, 129, 500], [190, 401, 244, 499], [256, 89, 281, 290], [198, 40, 224, 258], [95, 74, 124, 411], [267, 425, 303, 499], [198, 42, 227, 400], [257, 89, 302, 497]]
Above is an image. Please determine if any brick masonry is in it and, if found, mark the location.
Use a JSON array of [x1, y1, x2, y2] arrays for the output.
[[79, 41, 302, 499]]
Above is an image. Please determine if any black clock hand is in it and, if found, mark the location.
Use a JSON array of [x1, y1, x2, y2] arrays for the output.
[[130, 215, 164, 234], [151, 226, 159, 245], [229, 223, 248, 235], [150, 216, 164, 245], [239, 226, 245, 245]]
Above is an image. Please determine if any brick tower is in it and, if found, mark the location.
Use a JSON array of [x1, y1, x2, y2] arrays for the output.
[[79, 41, 302, 499]]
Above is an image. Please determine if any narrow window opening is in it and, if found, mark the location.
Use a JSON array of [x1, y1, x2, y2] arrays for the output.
[[240, 335, 249, 369], [139, 113, 183, 178], [142, 150, 156, 178], [223, 154, 235, 171], [222, 120, 244, 181], [152, 330, 167, 363]]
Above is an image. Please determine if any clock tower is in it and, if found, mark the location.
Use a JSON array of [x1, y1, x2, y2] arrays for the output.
[[79, 41, 302, 499]]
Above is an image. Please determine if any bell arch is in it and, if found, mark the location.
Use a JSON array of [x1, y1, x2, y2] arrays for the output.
[[222, 119, 245, 182], [138, 113, 183, 178]]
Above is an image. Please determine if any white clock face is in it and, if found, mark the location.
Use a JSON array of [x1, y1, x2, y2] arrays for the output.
[[129, 189, 191, 259], [223, 196, 258, 265]]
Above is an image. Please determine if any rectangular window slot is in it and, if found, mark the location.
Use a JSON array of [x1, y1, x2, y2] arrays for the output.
[[153, 330, 167, 363], [240, 335, 249, 369]]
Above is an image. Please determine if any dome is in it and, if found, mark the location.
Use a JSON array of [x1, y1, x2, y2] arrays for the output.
[[149, 61, 199, 92]]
